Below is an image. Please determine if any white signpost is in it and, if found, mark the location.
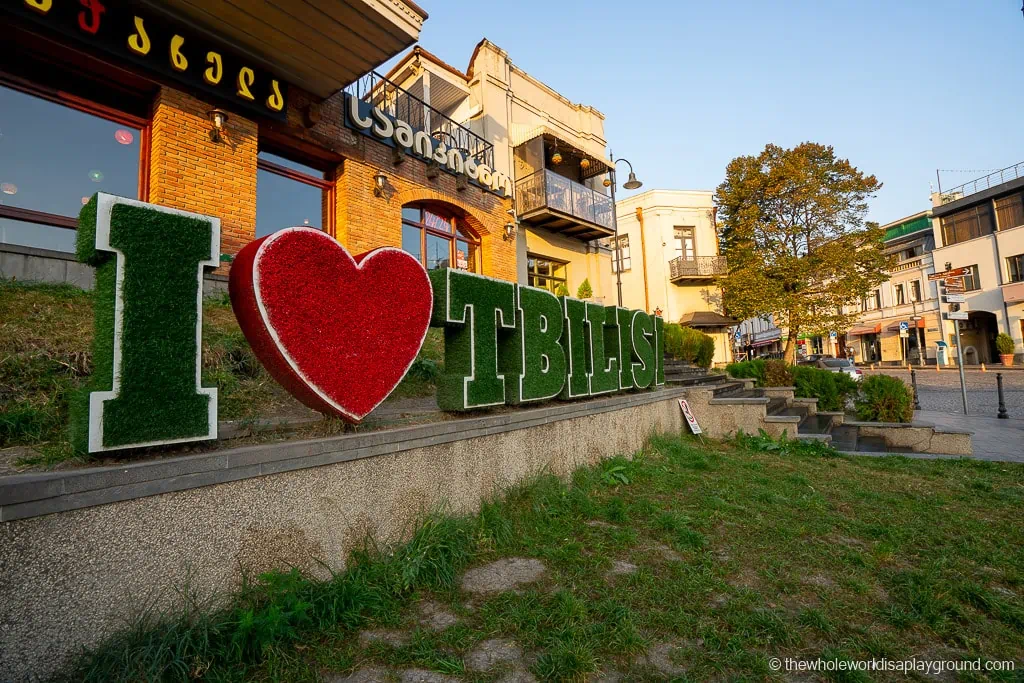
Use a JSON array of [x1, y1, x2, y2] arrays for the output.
[[678, 399, 703, 439]]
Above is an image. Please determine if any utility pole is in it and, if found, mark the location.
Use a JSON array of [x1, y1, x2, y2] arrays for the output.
[[933, 264, 969, 415]]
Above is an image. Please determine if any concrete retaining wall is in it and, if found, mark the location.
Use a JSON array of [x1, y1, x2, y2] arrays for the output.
[[846, 421, 973, 455], [1, 243, 229, 295], [0, 389, 689, 680]]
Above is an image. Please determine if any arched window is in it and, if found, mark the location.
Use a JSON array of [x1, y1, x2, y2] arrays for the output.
[[401, 203, 480, 272]]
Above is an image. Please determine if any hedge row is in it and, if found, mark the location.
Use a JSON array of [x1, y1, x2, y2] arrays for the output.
[[663, 324, 715, 369], [724, 359, 860, 413]]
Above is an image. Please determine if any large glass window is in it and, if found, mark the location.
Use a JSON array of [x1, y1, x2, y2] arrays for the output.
[[255, 152, 331, 238], [1007, 254, 1024, 283], [940, 204, 995, 247], [995, 193, 1024, 231], [401, 203, 478, 272], [0, 83, 143, 252], [527, 255, 568, 294], [612, 235, 631, 272]]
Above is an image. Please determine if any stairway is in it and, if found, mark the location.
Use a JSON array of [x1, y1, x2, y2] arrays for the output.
[[765, 397, 836, 442], [828, 424, 913, 453]]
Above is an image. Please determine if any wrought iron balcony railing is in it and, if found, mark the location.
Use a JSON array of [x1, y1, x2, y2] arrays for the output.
[[344, 71, 494, 170], [515, 169, 614, 231], [669, 255, 728, 280]]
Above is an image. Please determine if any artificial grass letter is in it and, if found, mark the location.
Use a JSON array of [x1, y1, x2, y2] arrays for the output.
[[615, 307, 636, 391], [430, 269, 516, 410], [654, 315, 666, 386], [630, 311, 656, 389], [71, 193, 219, 453], [504, 285, 566, 404], [586, 302, 618, 395], [559, 296, 591, 399]]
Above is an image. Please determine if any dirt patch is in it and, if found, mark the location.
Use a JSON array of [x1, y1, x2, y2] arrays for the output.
[[635, 639, 688, 677], [729, 568, 759, 589], [465, 638, 525, 672], [647, 542, 683, 562], [605, 560, 638, 579], [415, 600, 460, 631], [585, 520, 618, 529], [399, 670, 459, 683], [358, 629, 410, 647], [324, 667, 392, 682], [802, 574, 836, 589], [460, 558, 547, 594]]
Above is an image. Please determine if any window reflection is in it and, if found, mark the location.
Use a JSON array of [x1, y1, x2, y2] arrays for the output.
[[0, 84, 141, 252], [400, 203, 479, 272], [255, 152, 329, 238]]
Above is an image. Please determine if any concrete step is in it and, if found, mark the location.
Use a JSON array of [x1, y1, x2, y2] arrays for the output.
[[798, 414, 834, 435]]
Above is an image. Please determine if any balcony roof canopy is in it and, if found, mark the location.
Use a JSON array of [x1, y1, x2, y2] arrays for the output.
[[512, 125, 613, 180], [678, 311, 738, 328], [139, 0, 426, 99]]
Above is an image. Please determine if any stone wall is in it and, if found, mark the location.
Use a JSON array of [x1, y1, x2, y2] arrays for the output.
[[0, 390, 687, 680]]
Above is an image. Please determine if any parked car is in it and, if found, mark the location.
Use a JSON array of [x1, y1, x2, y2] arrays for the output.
[[816, 358, 863, 381], [799, 353, 834, 365]]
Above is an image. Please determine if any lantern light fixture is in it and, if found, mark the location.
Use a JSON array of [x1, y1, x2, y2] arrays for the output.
[[503, 221, 517, 241], [373, 171, 388, 197], [207, 109, 229, 143], [580, 157, 591, 171]]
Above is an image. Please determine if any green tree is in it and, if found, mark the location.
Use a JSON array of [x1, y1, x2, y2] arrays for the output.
[[715, 142, 889, 363], [576, 278, 593, 299]]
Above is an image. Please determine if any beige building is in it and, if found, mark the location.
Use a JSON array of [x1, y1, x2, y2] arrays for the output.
[[613, 190, 733, 364], [846, 211, 942, 365], [386, 41, 616, 300], [928, 165, 1024, 364]]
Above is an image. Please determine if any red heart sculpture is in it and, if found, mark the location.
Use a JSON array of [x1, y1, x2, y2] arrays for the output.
[[229, 228, 433, 422]]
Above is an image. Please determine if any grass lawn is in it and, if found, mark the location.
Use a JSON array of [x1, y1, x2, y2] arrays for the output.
[[65, 434, 1024, 682], [0, 279, 444, 468]]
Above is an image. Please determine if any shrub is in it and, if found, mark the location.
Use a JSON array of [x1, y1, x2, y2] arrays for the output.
[[996, 333, 1015, 356], [790, 365, 858, 412], [726, 359, 766, 385], [576, 278, 593, 299], [554, 282, 570, 297], [695, 333, 715, 369], [664, 324, 715, 368], [764, 359, 794, 387], [855, 374, 913, 423]]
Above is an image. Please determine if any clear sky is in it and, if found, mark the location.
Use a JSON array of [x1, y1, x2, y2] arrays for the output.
[[384, 0, 1024, 225]]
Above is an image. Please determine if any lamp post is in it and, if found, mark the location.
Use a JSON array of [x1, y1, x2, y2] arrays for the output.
[[606, 153, 643, 306]]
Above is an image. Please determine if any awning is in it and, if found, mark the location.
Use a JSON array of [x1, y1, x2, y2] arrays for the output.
[[885, 319, 926, 332], [750, 338, 780, 348], [509, 124, 613, 178], [678, 311, 739, 328], [847, 323, 881, 336]]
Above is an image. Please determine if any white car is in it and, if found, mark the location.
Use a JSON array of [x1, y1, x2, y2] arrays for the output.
[[816, 358, 864, 381]]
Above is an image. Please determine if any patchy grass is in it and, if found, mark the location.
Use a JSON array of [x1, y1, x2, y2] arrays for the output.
[[1, 281, 444, 467], [60, 434, 1024, 682]]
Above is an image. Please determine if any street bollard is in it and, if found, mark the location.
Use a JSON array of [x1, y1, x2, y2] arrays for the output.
[[911, 368, 921, 411], [997, 373, 1009, 420]]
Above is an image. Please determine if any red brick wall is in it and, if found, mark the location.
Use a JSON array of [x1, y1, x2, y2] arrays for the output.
[[145, 86, 515, 282], [148, 88, 258, 271]]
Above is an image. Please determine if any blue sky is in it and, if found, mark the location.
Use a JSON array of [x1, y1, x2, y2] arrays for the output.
[[386, 0, 1024, 224]]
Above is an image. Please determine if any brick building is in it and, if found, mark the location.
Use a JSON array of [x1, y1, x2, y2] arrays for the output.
[[0, 0, 518, 285]]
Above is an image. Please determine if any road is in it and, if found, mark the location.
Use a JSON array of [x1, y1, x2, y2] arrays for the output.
[[861, 368, 1024, 418]]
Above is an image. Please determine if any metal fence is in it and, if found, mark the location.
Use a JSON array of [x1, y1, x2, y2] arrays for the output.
[[343, 71, 494, 169], [515, 169, 613, 230], [941, 162, 1024, 204], [668, 255, 728, 279]]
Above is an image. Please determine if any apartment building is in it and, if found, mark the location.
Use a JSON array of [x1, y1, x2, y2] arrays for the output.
[[846, 211, 941, 364], [928, 164, 1024, 363], [613, 190, 734, 363], [386, 41, 616, 300]]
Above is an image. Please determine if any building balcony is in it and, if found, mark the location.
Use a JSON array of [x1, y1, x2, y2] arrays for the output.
[[515, 169, 614, 241], [939, 162, 1024, 205], [668, 255, 728, 282], [344, 71, 494, 170], [890, 253, 933, 273]]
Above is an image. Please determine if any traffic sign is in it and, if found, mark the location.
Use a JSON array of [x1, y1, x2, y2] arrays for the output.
[[829, 331, 837, 340], [946, 311, 968, 320], [944, 293, 966, 303], [929, 267, 969, 281], [678, 399, 703, 435], [735, 330, 741, 342], [899, 320, 909, 338], [944, 281, 965, 293]]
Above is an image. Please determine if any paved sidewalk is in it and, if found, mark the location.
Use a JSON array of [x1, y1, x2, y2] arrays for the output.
[[913, 410, 1024, 463]]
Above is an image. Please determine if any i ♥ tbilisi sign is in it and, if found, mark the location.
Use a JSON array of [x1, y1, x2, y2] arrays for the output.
[[71, 194, 664, 454]]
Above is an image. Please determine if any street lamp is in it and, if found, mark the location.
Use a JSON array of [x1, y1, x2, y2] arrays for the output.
[[607, 153, 643, 306]]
